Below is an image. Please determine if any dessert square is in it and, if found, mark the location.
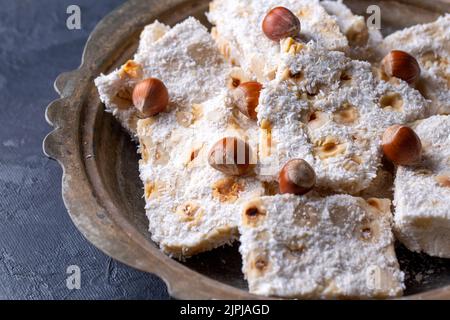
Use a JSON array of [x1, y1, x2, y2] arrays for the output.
[[208, 0, 348, 81], [381, 14, 450, 115], [239, 194, 404, 298], [95, 17, 230, 134], [394, 115, 450, 258], [137, 93, 265, 259]]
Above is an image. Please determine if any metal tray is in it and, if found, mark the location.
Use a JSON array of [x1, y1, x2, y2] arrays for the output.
[[43, 0, 450, 299]]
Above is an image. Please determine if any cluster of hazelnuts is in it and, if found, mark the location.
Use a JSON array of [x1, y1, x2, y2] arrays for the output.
[[129, 6, 423, 196]]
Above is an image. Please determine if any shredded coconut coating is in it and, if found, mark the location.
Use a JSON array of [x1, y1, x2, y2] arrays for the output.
[[95, 18, 229, 134], [137, 93, 265, 259], [382, 14, 450, 115], [207, 0, 348, 81], [359, 169, 394, 200], [239, 194, 404, 298], [394, 115, 450, 258], [257, 41, 429, 193], [320, 0, 383, 62]]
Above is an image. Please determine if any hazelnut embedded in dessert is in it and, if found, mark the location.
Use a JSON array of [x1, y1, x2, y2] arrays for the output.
[[382, 125, 422, 166], [279, 159, 316, 195], [262, 7, 301, 42], [208, 137, 254, 176], [132, 78, 169, 117], [381, 50, 421, 85], [232, 81, 263, 120]]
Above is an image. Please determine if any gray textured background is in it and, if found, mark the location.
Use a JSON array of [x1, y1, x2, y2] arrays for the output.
[[0, 0, 169, 300]]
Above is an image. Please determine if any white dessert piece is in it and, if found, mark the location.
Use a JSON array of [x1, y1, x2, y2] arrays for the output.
[[137, 93, 265, 259], [207, 0, 348, 81], [359, 168, 395, 200], [239, 194, 404, 298], [394, 115, 450, 258], [320, 0, 384, 62], [382, 14, 450, 115], [257, 40, 429, 193], [95, 18, 230, 134]]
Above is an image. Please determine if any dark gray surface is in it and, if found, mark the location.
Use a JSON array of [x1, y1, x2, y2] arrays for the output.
[[0, 0, 169, 300]]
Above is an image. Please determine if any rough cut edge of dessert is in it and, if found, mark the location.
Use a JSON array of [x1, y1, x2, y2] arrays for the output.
[[136, 92, 265, 259], [239, 194, 404, 298], [393, 115, 450, 258]]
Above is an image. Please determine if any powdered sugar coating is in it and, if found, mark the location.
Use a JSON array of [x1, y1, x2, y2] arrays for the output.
[[394, 115, 450, 258], [382, 14, 450, 115], [137, 93, 265, 259], [95, 18, 229, 134], [239, 194, 404, 298], [207, 0, 348, 81]]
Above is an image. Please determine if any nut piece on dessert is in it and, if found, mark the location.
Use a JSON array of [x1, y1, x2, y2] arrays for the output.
[[239, 194, 404, 298], [381, 15, 450, 115], [262, 7, 301, 42], [208, 137, 255, 176], [382, 125, 422, 166], [279, 159, 316, 195], [393, 115, 450, 258], [132, 78, 169, 117], [232, 82, 263, 120], [381, 51, 421, 85], [95, 18, 229, 134], [137, 94, 264, 259]]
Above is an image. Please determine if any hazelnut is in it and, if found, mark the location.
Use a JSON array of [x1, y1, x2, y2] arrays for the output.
[[382, 125, 422, 166], [262, 7, 301, 42], [232, 82, 263, 120], [132, 78, 169, 117], [381, 50, 421, 85], [208, 137, 254, 176], [279, 159, 316, 195]]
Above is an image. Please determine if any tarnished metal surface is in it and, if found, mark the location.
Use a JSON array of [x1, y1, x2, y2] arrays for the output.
[[43, 0, 450, 299]]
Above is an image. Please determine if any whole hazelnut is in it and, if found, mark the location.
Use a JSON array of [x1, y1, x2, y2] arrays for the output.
[[132, 78, 169, 117], [382, 125, 422, 166], [279, 159, 316, 195], [208, 137, 255, 176], [262, 7, 301, 42], [232, 82, 263, 120], [381, 50, 421, 85]]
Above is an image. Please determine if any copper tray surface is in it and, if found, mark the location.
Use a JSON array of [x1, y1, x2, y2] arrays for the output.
[[44, 0, 450, 299]]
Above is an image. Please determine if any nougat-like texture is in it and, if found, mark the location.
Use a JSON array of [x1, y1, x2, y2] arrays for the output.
[[394, 115, 450, 258]]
